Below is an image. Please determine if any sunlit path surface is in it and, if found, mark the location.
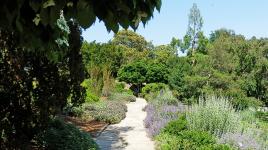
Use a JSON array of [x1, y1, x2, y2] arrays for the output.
[[94, 98, 154, 150]]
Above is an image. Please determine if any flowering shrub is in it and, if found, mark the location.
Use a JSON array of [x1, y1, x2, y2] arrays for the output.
[[186, 95, 241, 137], [144, 102, 185, 137], [219, 132, 262, 150], [83, 100, 127, 124]]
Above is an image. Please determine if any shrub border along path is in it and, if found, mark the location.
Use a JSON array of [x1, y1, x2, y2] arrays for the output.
[[94, 98, 154, 150]]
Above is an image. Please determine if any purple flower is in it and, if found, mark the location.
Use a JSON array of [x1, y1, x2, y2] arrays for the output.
[[144, 103, 185, 137]]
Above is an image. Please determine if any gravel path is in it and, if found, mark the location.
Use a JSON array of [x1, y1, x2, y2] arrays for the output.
[[94, 98, 155, 150]]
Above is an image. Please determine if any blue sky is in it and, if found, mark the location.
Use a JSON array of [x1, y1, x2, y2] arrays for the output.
[[82, 0, 268, 46]]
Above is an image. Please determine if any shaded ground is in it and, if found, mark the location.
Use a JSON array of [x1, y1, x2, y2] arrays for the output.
[[94, 98, 155, 150], [64, 116, 109, 137]]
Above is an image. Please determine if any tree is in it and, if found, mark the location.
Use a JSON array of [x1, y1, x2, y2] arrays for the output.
[[112, 30, 150, 52], [81, 41, 124, 77], [209, 28, 235, 42], [118, 61, 147, 95], [208, 29, 238, 72], [196, 32, 209, 54], [0, 0, 162, 58], [0, 21, 85, 148], [0, 1, 162, 148], [182, 3, 204, 55], [112, 30, 152, 64], [146, 62, 168, 83]]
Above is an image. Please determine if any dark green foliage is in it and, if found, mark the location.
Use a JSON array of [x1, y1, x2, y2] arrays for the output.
[[255, 111, 268, 122], [142, 83, 167, 97], [1, 1, 161, 148], [0, 21, 85, 148], [118, 60, 147, 94], [82, 42, 124, 77], [63, 105, 84, 117], [157, 117, 233, 150], [168, 33, 268, 107], [112, 30, 151, 52], [0, 0, 161, 56], [156, 130, 231, 150], [168, 57, 191, 97], [36, 119, 99, 150], [118, 60, 147, 84], [178, 130, 216, 147], [162, 115, 187, 136], [146, 63, 169, 83]]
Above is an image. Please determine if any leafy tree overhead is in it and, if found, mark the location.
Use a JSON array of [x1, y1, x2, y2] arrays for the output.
[[0, 1, 162, 148], [0, 21, 85, 148], [0, 0, 162, 59]]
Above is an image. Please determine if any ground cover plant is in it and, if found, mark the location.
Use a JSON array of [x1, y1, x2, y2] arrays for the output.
[[83, 100, 127, 124], [144, 88, 185, 137], [152, 95, 268, 150], [36, 118, 99, 150]]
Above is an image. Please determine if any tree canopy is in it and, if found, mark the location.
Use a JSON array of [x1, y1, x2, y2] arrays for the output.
[[0, 0, 161, 59], [0, 1, 162, 148]]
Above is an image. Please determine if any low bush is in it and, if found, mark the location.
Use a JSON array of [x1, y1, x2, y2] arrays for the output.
[[156, 114, 233, 150], [161, 115, 187, 136], [142, 83, 167, 97], [144, 102, 185, 137], [63, 104, 84, 117], [36, 118, 99, 150], [255, 111, 268, 122], [219, 132, 262, 150], [85, 92, 100, 103], [114, 81, 133, 95], [154, 89, 178, 105], [108, 92, 136, 102], [225, 88, 263, 110], [186, 95, 241, 137], [231, 97, 263, 111], [84, 101, 127, 124], [156, 130, 231, 150], [81, 79, 100, 103]]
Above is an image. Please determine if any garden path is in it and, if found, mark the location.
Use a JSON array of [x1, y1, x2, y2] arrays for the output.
[[94, 98, 155, 150]]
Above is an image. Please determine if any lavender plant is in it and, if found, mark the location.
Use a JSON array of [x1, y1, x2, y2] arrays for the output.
[[144, 103, 183, 137], [219, 132, 262, 150], [144, 89, 185, 137], [186, 95, 241, 137]]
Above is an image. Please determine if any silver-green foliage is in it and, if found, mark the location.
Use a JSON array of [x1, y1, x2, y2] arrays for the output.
[[154, 89, 178, 105], [109, 92, 136, 102], [186, 95, 241, 137]]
